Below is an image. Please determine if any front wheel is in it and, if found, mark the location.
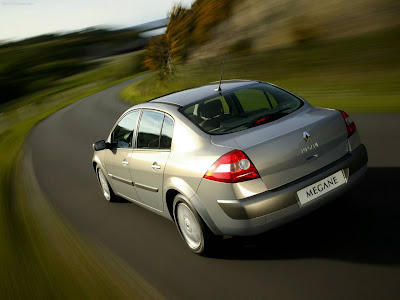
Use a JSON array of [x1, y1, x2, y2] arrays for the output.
[[173, 194, 219, 255], [97, 167, 117, 202]]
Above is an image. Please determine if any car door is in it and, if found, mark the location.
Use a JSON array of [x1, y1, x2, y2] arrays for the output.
[[130, 110, 174, 211], [104, 110, 140, 201]]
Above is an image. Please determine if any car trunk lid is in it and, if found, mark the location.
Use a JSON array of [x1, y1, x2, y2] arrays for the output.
[[211, 107, 349, 190]]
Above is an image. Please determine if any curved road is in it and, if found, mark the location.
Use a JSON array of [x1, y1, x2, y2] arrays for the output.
[[27, 76, 400, 299]]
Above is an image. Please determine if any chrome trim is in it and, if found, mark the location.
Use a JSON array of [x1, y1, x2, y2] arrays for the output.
[[132, 149, 171, 153], [134, 182, 158, 193], [116, 192, 163, 212], [108, 173, 133, 185], [217, 200, 240, 204]]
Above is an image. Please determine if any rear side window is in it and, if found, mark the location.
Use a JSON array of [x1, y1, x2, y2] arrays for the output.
[[137, 110, 174, 150], [180, 82, 302, 135], [112, 110, 139, 148], [137, 110, 164, 149], [160, 116, 174, 149]]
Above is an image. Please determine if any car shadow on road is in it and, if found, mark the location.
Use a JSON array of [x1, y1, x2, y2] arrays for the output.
[[211, 167, 400, 265]]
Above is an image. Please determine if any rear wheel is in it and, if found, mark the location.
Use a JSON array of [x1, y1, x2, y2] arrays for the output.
[[97, 167, 117, 202], [173, 194, 219, 255]]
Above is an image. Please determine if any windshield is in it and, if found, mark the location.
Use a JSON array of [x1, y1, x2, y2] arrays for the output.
[[180, 82, 303, 135]]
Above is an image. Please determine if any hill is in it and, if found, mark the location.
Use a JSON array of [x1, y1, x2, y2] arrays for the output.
[[190, 0, 400, 60]]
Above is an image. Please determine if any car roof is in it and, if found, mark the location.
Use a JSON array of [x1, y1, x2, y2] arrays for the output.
[[149, 80, 258, 107]]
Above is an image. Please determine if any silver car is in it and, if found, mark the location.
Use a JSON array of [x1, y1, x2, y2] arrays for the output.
[[92, 80, 368, 254]]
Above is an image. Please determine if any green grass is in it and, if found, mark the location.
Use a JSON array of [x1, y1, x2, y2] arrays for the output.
[[0, 51, 146, 113], [121, 27, 400, 113], [0, 57, 157, 297], [0, 51, 148, 134]]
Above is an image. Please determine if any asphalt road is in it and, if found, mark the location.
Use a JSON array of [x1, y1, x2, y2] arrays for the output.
[[27, 77, 400, 299]]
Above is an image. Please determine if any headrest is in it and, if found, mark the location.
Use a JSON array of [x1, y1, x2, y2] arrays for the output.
[[202, 100, 223, 118]]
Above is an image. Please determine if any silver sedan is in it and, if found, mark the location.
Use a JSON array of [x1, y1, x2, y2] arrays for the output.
[[92, 80, 368, 255]]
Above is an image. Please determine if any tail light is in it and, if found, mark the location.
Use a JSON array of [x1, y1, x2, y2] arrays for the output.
[[203, 149, 260, 183], [339, 110, 356, 137]]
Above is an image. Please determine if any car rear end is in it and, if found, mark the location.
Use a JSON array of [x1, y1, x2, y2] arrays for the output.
[[181, 81, 368, 236]]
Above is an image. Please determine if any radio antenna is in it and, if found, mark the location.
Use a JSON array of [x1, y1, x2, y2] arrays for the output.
[[214, 54, 226, 92]]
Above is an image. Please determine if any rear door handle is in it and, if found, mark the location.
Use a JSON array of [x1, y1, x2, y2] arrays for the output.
[[151, 163, 161, 170], [122, 160, 129, 166]]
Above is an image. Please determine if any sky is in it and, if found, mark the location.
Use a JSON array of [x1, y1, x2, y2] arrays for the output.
[[0, 0, 195, 41]]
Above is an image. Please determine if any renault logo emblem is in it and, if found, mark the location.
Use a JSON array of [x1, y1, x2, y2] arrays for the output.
[[303, 131, 311, 142]]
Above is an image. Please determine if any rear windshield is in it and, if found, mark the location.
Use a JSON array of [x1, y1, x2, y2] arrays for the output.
[[180, 83, 303, 135]]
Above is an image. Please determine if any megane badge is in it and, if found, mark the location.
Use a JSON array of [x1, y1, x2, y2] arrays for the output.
[[303, 131, 311, 142]]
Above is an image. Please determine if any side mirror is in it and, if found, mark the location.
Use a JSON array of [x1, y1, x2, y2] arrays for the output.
[[93, 140, 108, 151]]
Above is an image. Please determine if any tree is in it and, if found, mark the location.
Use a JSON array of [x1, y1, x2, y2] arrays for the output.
[[191, 0, 233, 45], [143, 35, 172, 79], [143, 0, 234, 80], [166, 5, 193, 62]]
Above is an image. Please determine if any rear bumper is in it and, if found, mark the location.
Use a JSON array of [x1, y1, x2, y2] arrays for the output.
[[197, 144, 367, 236]]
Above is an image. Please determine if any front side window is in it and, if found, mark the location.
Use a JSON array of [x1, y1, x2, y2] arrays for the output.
[[180, 83, 302, 135], [112, 110, 139, 148]]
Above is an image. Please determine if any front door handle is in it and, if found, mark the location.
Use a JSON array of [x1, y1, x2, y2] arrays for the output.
[[122, 160, 129, 166], [151, 163, 161, 170]]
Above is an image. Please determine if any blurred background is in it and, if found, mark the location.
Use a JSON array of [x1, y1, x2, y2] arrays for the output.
[[1, 0, 399, 117], [1, 0, 399, 298], [126, 0, 400, 113]]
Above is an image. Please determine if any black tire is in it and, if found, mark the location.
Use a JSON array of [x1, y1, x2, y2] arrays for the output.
[[173, 194, 219, 255], [96, 166, 117, 202]]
